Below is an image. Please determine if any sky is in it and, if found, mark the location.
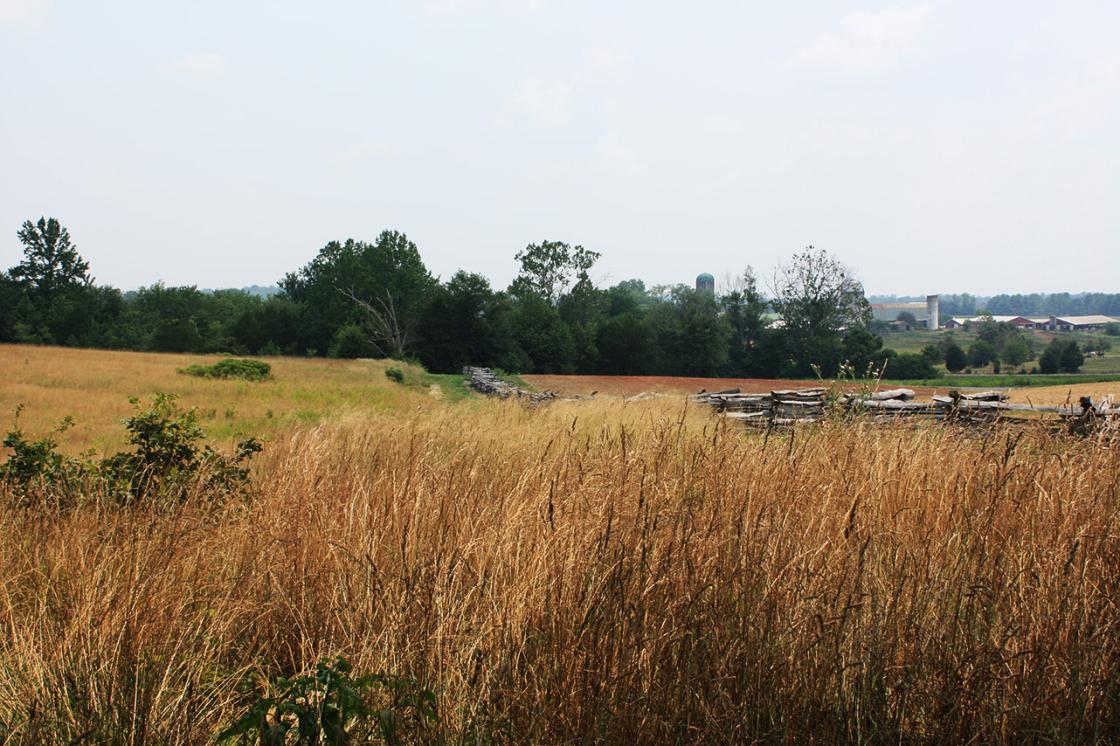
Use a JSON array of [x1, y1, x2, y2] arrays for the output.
[[1, 0, 1118, 296]]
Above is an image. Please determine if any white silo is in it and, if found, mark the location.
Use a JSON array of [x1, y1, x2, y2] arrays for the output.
[[926, 295, 940, 330]]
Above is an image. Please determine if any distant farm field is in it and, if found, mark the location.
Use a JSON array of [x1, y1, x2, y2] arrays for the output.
[[2, 345, 1120, 742]]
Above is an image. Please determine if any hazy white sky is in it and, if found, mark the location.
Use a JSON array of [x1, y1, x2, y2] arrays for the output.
[[1, 1, 1118, 295]]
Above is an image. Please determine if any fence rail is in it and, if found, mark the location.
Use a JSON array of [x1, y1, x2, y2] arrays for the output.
[[694, 387, 1118, 431]]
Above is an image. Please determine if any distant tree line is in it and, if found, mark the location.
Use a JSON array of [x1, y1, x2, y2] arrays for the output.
[[927, 293, 1120, 318], [0, 217, 1096, 379]]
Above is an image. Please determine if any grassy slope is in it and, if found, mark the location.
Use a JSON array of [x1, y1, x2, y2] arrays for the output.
[[0, 344, 469, 454]]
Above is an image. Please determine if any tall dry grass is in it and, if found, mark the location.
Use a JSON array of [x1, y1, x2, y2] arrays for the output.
[[1, 397, 1119, 743]]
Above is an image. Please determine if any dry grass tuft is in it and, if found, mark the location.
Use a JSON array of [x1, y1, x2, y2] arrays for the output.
[[2, 392, 1119, 742]]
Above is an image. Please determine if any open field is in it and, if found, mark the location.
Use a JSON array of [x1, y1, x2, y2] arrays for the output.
[[0, 344, 464, 454], [1007, 380, 1120, 406], [2, 346, 1120, 742], [884, 329, 1120, 374]]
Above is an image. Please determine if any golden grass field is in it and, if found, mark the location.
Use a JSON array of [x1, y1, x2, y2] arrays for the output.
[[1, 345, 1119, 742], [0, 344, 446, 454], [1007, 381, 1120, 406]]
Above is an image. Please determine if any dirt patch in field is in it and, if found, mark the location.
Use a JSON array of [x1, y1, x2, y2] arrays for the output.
[[523, 374, 945, 399]]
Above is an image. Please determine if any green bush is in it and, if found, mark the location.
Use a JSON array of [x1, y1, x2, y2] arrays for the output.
[[181, 358, 272, 381], [886, 353, 936, 379], [328, 324, 378, 359], [1, 395, 261, 508], [1040, 338, 1084, 374], [218, 656, 436, 745], [385, 367, 405, 384], [944, 340, 968, 373]]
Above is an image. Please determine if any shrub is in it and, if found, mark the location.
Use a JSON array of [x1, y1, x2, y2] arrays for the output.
[[1, 395, 261, 507], [181, 358, 272, 381], [944, 340, 968, 373], [218, 657, 436, 745], [1060, 340, 1084, 373], [385, 367, 405, 384], [886, 352, 936, 379], [919, 344, 943, 365], [1001, 336, 1032, 366], [968, 340, 999, 369], [1039, 338, 1083, 374], [329, 325, 378, 359], [0, 409, 85, 498]]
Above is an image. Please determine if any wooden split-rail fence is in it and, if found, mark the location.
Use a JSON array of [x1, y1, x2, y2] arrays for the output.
[[463, 367, 557, 403], [694, 386, 1118, 432]]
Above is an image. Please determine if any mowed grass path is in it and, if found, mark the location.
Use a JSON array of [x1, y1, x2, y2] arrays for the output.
[[0, 344, 452, 454]]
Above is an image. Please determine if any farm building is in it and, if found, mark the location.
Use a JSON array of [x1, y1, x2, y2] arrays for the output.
[[942, 315, 1048, 330], [943, 314, 1117, 331], [1047, 315, 1119, 331]]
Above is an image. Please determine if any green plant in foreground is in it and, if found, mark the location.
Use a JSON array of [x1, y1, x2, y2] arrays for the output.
[[0, 406, 85, 492], [1, 395, 261, 507], [218, 657, 436, 745], [181, 358, 273, 381]]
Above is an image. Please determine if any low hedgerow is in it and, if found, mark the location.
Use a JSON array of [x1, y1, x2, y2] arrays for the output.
[[181, 358, 272, 381]]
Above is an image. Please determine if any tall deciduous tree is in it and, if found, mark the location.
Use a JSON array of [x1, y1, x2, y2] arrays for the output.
[[11, 217, 91, 300], [771, 246, 871, 376], [510, 240, 600, 303], [280, 231, 436, 356], [720, 267, 769, 376]]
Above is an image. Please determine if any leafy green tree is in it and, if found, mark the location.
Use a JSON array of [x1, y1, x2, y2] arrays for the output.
[[771, 246, 871, 376], [720, 268, 769, 376], [944, 339, 968, 373], [5, 217, 117, 345], [920, 344, 943, 365], [0, 272, 21, 342], [896, 311, 917, 325], [972, 314, 1007, 347], [1000, 336, 1032, 367], [510, 240, 600, 303], [646, 286, 731, 376], [230, 296, 304, 355], [886, 353, 936, 379], [558, 281, 607, 373], [1060, 340, 1084, 372], [281, 231, 436, 357], [416, 272, 517, 373], [840, 327, 885, 374], [968, 340, 999, 369], [328, 324, 379, 359], [10, 218, 90, 301], [510, 293, 576, 373], [150, 318, 203, 353], [1039, 338, 1064, 374], [597, 311, 654, 374]]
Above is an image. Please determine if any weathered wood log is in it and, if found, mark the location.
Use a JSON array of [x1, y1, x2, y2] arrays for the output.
[[955, 390, 1009, 402], [870, 388, 915, 401]]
